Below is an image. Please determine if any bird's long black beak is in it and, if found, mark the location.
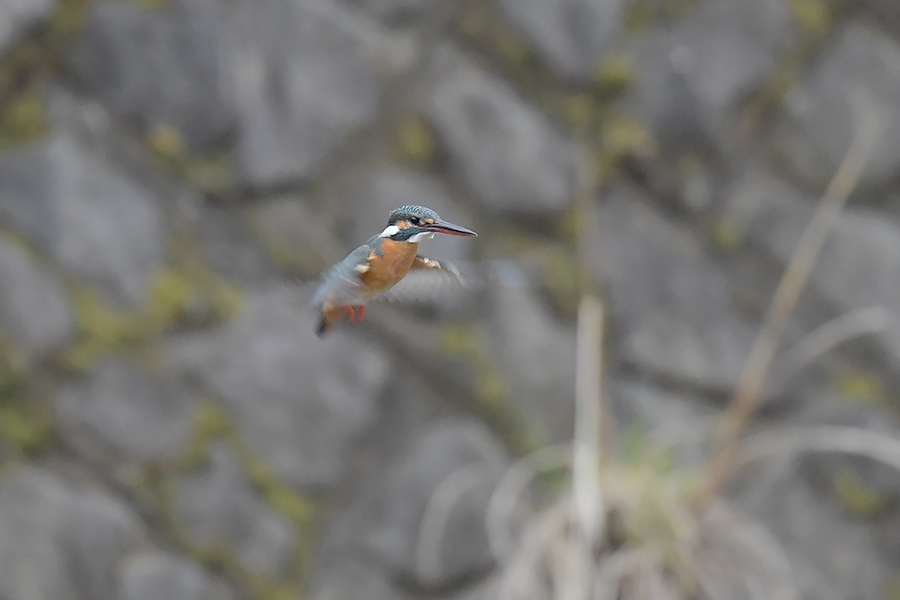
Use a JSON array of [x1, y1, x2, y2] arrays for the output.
[[425, 218, 477, 237]]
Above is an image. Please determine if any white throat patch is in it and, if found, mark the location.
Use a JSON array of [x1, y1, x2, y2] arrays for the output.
[[408, 231, 435, 243], [379, 225, 434, 243]]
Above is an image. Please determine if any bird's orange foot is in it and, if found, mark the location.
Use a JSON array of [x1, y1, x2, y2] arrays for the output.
[[343, 306, 365, 325]]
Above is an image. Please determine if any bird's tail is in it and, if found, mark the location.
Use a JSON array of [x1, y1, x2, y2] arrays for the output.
[[316, 303, 354, 337], [316, 312, 332, 337]]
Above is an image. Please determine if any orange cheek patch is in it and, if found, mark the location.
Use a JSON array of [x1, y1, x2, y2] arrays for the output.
[[396, 220, 410, 230]]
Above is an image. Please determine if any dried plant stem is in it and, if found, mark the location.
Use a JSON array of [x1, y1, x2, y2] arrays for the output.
[[558, 295, 606, 600], [736, 425, 900, 474], [693, 99, 882, 511]]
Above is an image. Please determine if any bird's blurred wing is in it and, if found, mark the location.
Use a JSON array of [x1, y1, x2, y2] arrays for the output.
[[377, 259, 514, 304], [311, 245, 371, 306]]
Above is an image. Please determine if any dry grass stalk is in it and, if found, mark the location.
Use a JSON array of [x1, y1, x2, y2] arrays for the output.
[[694, 92, 884, 510]]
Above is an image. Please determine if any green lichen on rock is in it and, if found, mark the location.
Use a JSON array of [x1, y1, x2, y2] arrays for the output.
[[437, 324, 538, 453], [438, 324, 510, 415], [176, 401, 234, 471], [147, 124, 186, 163], [884, 575, 900, 600], [592, 55, 635, 97], [182, 152, 238, 196], [600, 112, 656, 167], [63, 286, 150, 371], [708, 218, 744, 250], [148, 265, 244, 329], [537, 243, 582, 319], [176, 400, 318, 584], [833, 467, 890, 518], [396, 114, 436, 167], [0, 403, 52, 455], [625, 0, 700, 30], [0, 82, 50, 149], [63, 262, 243, 371], [0, 339, 53, 455], [134, 0, 172, 11], [790, 0, 831, 40], [832, 368, 888, 404], [456, 0, 537, 76], [49, 0, 92, 37], [243, 456, 317, 563]]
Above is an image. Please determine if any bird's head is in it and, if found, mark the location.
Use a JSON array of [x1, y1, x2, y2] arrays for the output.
[[379, 205, 477, 242]]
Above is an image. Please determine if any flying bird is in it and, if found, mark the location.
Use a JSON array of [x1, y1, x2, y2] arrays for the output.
[[313, 205, 477, 336]]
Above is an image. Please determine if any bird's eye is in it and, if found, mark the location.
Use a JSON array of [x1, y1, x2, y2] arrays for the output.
[[409, 216, 420, 226]]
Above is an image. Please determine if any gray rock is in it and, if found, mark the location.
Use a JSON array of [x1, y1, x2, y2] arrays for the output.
[[174, 443, 296, 575], [193, 203, 282, 285], [249, 195, 346, 272], [778, 22, 900, 189], [0, 234, 75, 358], [226, 0, 382, 186], [0, 0, 54, 54], [67, 0, 234, 151], [119, 552, 233, 600], [861, 0, 900, 30], [310, 559, 410, 600], [56, 359, 198, 461], [0, 468, 144, 600], [0, 134, 166, 307], [589, 186, 757, 391], [724, 167, 900, 367], [347, 167, 473, 264], [626, 0, 792, 150], [732, 459, 893, 600], [347, 0, 440, 25], [168, 285, 390, 488], [497, 0, 624, 82], [483, 278, 576, 444], [366, 418, 508, 587], [426, 53, 577, 214]]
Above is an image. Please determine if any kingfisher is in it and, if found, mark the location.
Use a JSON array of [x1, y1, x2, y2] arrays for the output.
[[313, 204, 477, 336]]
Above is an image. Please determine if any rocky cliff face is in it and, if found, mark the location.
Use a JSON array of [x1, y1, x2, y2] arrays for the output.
[[0, 0, 899, 599]]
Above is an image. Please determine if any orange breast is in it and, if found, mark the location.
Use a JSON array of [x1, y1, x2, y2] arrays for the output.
[[359, 239, 418, 296]]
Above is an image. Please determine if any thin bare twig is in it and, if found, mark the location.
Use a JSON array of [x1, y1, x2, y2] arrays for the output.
[[772, 306, 893, 388], [735, 425, 900, 474], [485, 443, 572, 563], [694, 92, 884, 510], [416, 463, 498, 582]]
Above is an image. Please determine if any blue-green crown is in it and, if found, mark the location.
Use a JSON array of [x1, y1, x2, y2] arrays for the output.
[[387, 205, 440, 225]]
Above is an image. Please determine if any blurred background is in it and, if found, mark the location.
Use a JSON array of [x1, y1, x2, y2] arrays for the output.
[[0, 0, 899, 598]]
